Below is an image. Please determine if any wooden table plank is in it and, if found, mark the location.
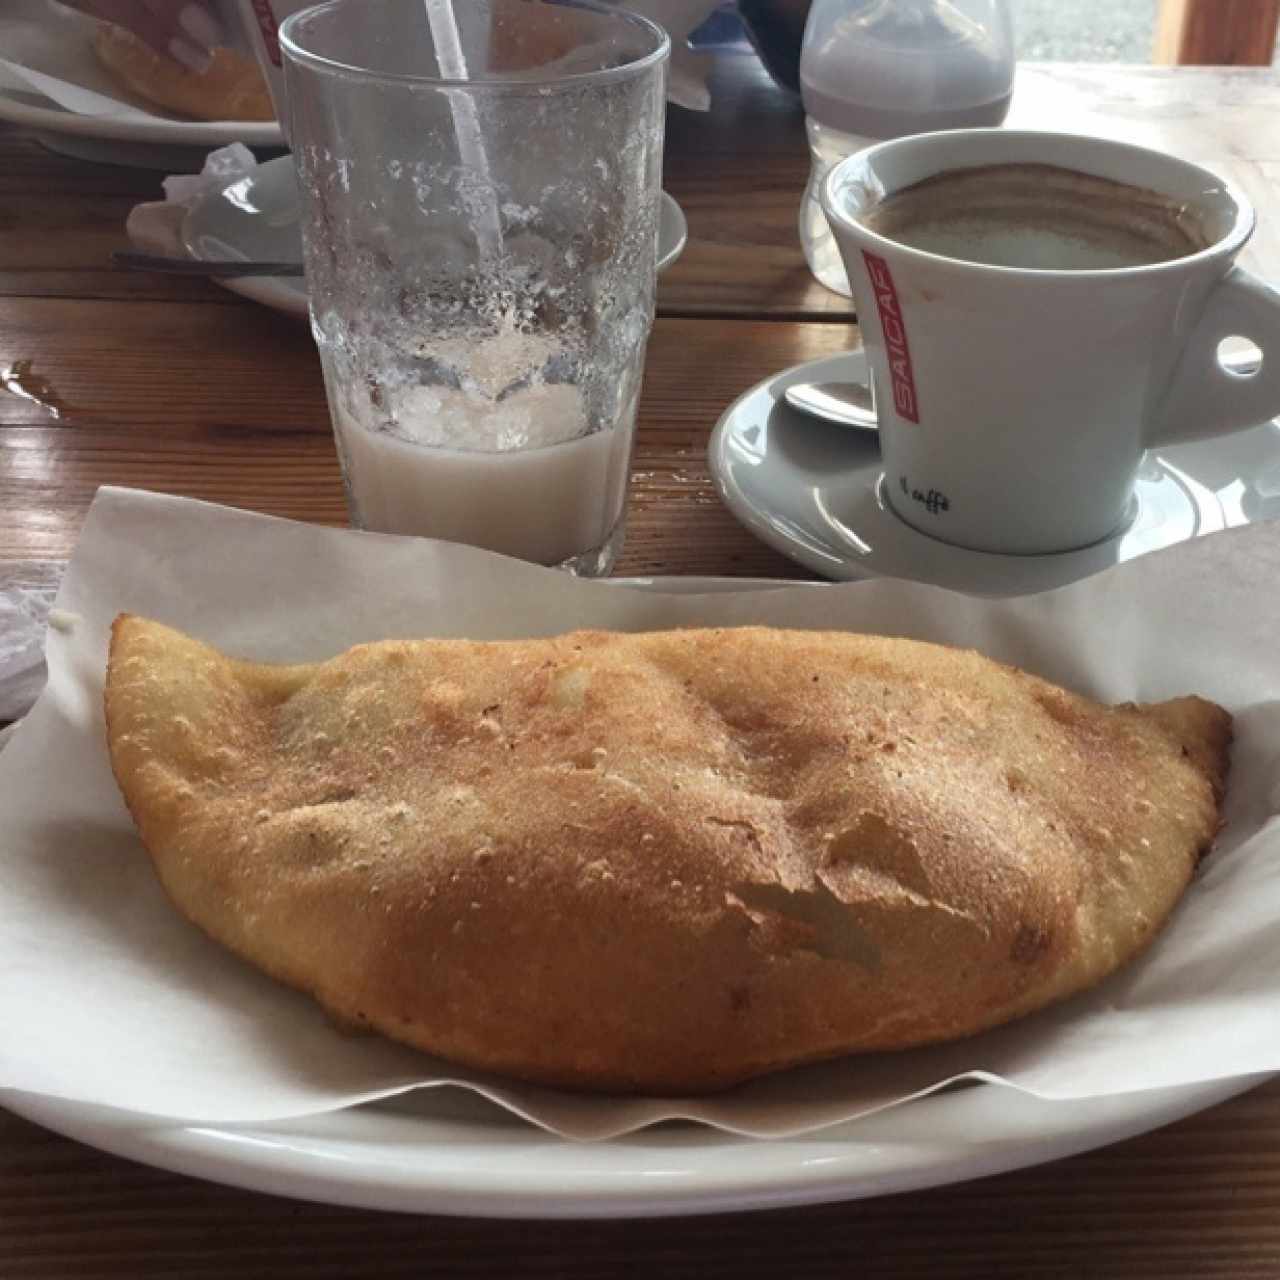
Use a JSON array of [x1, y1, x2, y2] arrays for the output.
[[1155, 0, 1280, 66], [0, 130, 225, 304], [0, 296, 851, 575], [0, 51, 846, 318]]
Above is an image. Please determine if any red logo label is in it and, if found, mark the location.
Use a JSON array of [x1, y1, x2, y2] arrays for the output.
[[251, 0, 282, 67], [861, 252, 919, 424]]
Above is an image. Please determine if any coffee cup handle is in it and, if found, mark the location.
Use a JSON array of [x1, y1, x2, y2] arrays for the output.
[[1149, 267, 1280, 447]]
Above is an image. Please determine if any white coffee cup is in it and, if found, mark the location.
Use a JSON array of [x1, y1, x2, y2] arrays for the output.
[[821, 129, 1280, 555]]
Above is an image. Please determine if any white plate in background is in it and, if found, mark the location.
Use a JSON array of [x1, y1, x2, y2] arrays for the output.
[[0, 86, 280, 170]]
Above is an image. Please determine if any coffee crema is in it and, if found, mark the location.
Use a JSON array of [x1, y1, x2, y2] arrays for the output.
[[858, 163, 1213, 270]]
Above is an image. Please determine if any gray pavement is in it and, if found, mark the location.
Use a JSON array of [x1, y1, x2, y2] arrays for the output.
[[1015, 0, 1159, 63]]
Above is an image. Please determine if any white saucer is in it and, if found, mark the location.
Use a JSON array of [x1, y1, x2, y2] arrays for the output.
[[182, 155, 689, 320], [710, 351, 1280, 597]]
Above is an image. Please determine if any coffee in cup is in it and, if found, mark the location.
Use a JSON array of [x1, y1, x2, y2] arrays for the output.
[[821, 131, 1280, 556], [859, 162, 1212, 271]]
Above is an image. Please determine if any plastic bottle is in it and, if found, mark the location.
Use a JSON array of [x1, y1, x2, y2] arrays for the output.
[[799, 0, 1015, 295]]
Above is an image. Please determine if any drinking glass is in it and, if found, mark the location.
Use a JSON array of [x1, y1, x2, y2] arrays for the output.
[[280, 0, 669, 575]]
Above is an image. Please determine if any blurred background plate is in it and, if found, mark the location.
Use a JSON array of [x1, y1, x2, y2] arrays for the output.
[[0, 87, 281, 168], [182, 154, 688, 319]]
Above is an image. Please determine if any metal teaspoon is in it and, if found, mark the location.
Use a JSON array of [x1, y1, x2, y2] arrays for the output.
[[112, 251, 304, 278], [782, 344, 1264, 434], [783, 378, 878, 431]]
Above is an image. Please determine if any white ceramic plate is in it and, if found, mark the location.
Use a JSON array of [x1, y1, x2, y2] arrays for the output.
[[710, 351, 1280, 597], [7, 1076, 1263, 1219], [3, 574, 1267, 1217], [182, 155, 689, 319], [0, 86, 282, 170]]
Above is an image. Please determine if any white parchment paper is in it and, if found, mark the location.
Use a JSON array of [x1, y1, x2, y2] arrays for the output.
[[0, 1, 253, 122], [2, 487, 1279, 1141]]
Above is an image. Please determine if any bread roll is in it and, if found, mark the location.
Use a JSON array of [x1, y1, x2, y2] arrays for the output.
[[93, 23, 274, 122], [105, 616, 1231, 1094]]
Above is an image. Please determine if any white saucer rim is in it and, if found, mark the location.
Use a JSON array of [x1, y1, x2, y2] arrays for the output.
[[657, 193, 688, 273], [709, 351, 1243, 597], [181, 155, 688, 319]]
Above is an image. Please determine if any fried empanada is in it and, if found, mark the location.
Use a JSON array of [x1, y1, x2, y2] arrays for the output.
[[104, 615, 1230, 1093]]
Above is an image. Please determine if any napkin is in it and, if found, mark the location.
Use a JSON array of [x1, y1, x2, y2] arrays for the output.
[[2, 486, 1280, 1142], [124, 141, 258, 259], [624, 0, 725, 110]]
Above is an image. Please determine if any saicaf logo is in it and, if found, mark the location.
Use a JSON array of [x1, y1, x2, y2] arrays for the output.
[[861, 252, 919, 424], [251, 0, 282, 67]]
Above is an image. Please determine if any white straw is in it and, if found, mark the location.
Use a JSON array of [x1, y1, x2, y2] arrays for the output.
[[424, 0, 505, 263]]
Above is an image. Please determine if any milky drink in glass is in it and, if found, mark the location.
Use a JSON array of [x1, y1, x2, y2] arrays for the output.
[[329, 378, 634, 567], [281, 0, 669, 575]]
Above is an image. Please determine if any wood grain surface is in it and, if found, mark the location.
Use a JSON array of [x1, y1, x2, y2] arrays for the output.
[[1154, 0, 1280, 65], [2, 48, 1280, 1278], [0, 298, 849, 575]]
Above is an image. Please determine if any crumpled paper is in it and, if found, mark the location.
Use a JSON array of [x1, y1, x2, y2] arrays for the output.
[[2, 486, 1279, 1142], [124, 140, 257, 258], [0, 562, 62, 724]]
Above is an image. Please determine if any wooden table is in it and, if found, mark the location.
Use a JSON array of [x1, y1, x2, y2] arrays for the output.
[[3, 53, 1280, 1277]]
